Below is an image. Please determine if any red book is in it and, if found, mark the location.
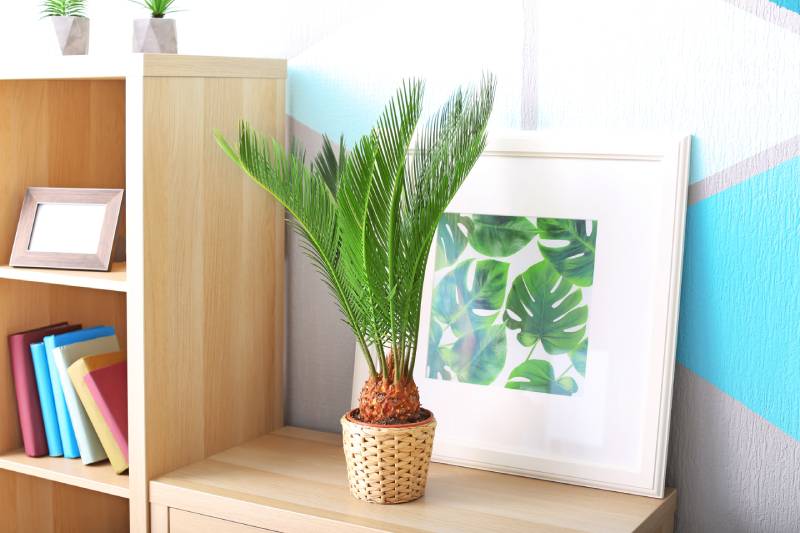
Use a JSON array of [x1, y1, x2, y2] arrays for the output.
[[7, 323, 79, 457], [83, 361, 128, 462]]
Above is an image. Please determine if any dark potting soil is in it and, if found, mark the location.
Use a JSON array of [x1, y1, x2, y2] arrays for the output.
[[351, 407, 432, 426]]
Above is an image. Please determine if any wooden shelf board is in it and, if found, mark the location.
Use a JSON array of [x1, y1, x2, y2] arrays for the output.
[[0, 449, 129, 498], [0, 263, 127, 292], [150, 427, 676, 533]]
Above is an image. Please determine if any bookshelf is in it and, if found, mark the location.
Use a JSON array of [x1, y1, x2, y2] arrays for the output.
[[0, 55, 286, 532]]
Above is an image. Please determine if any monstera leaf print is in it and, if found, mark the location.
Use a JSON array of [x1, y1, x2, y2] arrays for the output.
[[426, 320, 450, 380], [505, 359, 577, 395], [435, 213, 473, 270], [537, 218, 597, 287], [433, 258, 509, 336], [504, 260, 587, 355], [468, 215, 538, 257], [438, 323, 507, 385], [568, 338, 588, 376]]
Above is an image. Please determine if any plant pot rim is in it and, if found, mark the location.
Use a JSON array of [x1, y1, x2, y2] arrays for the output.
[[343, 407, 435, 429]]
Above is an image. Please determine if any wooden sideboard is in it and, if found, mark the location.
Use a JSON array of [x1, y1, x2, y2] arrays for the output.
[[150, 427, 676, 533]]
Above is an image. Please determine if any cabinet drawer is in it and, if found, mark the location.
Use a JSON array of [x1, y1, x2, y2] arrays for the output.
[[169, 508, 269, 533]]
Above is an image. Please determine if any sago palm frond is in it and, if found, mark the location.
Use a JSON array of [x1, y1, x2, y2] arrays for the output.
[[41, 0, 87, 17], [216, 75, 496, 380]]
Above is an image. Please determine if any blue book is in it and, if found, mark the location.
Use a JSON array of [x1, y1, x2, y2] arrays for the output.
[[44, 326, 115, 459], [31, 342, 63, 457]]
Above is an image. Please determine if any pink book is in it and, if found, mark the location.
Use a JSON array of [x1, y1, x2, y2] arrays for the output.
[[7, 322, 78, 457], [84, 361, 127, 460]]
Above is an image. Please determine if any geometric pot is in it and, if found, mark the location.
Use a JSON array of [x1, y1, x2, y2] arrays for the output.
[[51, 17, 90, 56], [133, 18, 177, 54], [340, 408, 436, 504]]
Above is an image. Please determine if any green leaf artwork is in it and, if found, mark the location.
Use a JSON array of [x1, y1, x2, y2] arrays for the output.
[[503, 260, 587, 355], [438, 324, 507, 385], [427, 213, 597, 395], [426, 320, 448, 380], [505, 360, 578, 395], [469, 215, 538, 257], [568, 338, 588, 377], [537, 218, 597, 287], [432, 258, 509, 336], [435, 213, 472, 270]]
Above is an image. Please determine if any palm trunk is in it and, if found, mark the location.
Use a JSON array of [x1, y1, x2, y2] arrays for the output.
[[357, 352, 421, 424]]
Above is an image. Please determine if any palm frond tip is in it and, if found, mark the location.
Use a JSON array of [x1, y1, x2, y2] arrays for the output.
[[215, 75, 496, 379]]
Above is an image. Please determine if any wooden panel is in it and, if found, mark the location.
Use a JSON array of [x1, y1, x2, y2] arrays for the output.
[[170, 509, 267, 533], [0, 79, 126, 263], [133, 74, 285, 530], [0, 281, 127, 454], [0, 469, 128, 533], [151, 503, 169, 533], [150, 428, 677, 533], [143, 55, 287, 79]]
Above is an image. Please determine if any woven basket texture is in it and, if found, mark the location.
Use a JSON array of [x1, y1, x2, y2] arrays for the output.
[[341, 411, 436, 504]]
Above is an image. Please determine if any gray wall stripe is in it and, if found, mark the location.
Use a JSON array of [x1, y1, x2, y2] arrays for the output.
[[688, 135, 800, 205], [288, 115, 337, 161], [521, 0, 538, 130], [285, 115, 356, 432], [725, 0, 800, 35], [668, 365, 800, 532]]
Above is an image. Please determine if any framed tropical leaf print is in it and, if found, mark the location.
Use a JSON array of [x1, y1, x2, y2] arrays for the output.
[[353, 131, 691, 497]]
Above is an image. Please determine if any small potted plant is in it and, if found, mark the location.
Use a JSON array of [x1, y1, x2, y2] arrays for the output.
[[216, 77, 496, 504], [42, 0, 89, 55], [131, 0, 179, 54]]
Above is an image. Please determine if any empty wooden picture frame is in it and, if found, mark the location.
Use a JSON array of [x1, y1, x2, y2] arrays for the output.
[[10, 188, 124, 271]]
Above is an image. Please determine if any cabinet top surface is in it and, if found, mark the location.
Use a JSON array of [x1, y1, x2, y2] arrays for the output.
[[150, 427, 676, 533], [0, 54, 287, 81]]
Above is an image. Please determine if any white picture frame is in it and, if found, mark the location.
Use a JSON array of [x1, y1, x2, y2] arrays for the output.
[[352, 130, 690, 497]]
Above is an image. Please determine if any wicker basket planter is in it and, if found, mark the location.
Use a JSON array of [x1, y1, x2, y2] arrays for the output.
[[341, 408, 436, 504]]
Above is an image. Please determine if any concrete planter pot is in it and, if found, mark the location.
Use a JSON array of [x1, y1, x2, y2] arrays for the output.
[[51, 16, 90, 56], [133, 18, 178, 54]]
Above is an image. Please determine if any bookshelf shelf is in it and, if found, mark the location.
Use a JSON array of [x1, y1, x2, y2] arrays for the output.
[[0, 449, 129, 498], [0, 263, 127, 292], [0, 55, 286, 532]]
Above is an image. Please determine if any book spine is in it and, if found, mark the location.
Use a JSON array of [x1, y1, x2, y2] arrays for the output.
[[8, 338, 47, 457], [30, 342, 63, 457], [45, 341, 80, 459], [85, 371, 128, 461], [54, 350, 107, 465], [70, 364, 128, 474]]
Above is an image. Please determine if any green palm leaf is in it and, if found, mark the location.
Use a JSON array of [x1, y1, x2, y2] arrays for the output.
[[216, 75, 496, 379]]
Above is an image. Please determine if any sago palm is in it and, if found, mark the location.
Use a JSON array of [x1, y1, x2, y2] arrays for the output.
[[216, 76, 496, 424]]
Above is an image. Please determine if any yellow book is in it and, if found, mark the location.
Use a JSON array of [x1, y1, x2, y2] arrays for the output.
[[68, 352, 127, 474]]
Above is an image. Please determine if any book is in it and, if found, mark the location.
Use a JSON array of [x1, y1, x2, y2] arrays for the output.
[[30, 326, 82, 457], [44, 326, 115, 459], [85, 361, 128, 463], [7, 322, 77, 457], [68, 353, 127, 474], [52, 334, 119, 465]]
